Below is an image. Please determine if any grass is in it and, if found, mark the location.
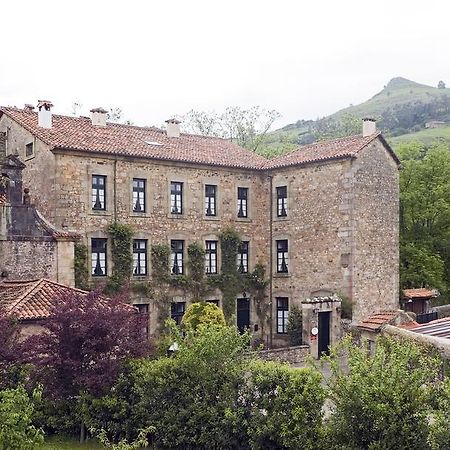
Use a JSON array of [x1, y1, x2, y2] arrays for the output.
[[389, 125, 450, 146], [39, 436, 102, 450]]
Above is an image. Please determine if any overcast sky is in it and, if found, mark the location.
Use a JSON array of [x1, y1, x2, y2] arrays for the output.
[[2, 0, 449, 129]]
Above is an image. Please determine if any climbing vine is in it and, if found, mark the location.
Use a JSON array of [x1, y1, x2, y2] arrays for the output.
[[74, 243, 89, 290], [107, 222, 133, 293], [215, 228, 244, 323]]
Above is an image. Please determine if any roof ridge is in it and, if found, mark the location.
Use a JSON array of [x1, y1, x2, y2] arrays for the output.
[[5, 279, 41, 314], [39, 278, 89, 295]]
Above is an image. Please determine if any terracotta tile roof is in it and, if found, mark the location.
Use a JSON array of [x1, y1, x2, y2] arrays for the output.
[[0, 107, 268, 170], [0, 279, 90, 320], [0, 279, 137, 321], [266, 132, 399, 169], [0, 107, 399, 171], [403, 288, 436, 300], [358, 311, 400, 331]]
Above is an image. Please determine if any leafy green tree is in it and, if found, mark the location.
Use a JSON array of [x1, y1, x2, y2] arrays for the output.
[[179, 106, 281, 152], [324, 337, 441, 450], [429, 378, 450, 449], [181, 301, 226, 332], [398, 141, 450, 296], [245, 360, 324, 450], [286, 305, 303, 346], [0, 386, 44, 450]]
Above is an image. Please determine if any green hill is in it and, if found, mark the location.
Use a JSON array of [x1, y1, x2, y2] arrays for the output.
[[263, 77, 450, 156]]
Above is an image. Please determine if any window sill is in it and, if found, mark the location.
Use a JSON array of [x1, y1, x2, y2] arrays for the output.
[[132, 275, 149, 280], [167, 213, 187, 219], [204, 215, 221, 221], [129, 212, 152, 218], [24, 154, 35, 161], [273, 216, 289, 221], [235, 217, 252, 223], [89, 210, 112, 216], [273, 273, 291, 278]]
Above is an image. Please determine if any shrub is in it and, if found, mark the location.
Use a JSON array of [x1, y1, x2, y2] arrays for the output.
[[0, 386, 44, 450], [324, 336, 441, 450], [181, 301, 226, 332], [245, 360, 324, 450], [286, 305, 302, 346]]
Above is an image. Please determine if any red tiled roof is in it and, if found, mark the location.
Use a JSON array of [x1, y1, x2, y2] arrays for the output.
[[0, 279, 137, 321], [0, 107, 399, 170], [358, 311, 400, 331], [0, 279, 90, 320], [0, 107, 268, 170], [266, 132, 399, 169], [403, 288, 436, 300]]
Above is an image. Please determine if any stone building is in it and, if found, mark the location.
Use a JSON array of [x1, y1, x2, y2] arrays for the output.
[[0, 151, 78, 285], [0, 104, 400, 347]]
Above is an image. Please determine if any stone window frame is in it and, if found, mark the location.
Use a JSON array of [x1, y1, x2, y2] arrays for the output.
[[132, 238, 148, 277], [234, 179, 252, 222], [87, 232, 110, 279], [275, 296, 289, 334], [237, 239, 250, 274], [24, 139, 35, 160], [168, 232, 189, 276], [167, 175, 189, 219], [132, 232, 151, 279], [202, 233, 221, 274], [170, 300, 186, 325], [272, 177, 293, 222], [202, 178, 221, 221], [273, 234, 293, 277], [129, 170, 152, 217], [87, 164, 114, 217]]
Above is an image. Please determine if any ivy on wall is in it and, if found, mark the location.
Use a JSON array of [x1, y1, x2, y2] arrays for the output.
[[74, 243, 89, 290], [107, 223, 133, 293]]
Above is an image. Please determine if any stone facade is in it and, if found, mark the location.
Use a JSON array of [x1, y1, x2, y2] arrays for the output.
[[0, 155, 78, 285], [0, 107, 400, 346]]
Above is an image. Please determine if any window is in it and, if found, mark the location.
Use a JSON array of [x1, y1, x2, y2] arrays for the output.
[[91, 238, 107, 277], [132, 178, 146, 212], [276, 239, 289, 273], [25, 142, 34, 157], [92, 175, 106, 210], [170, 240, 184, 275], [135, 303, 149, 338], [171, 302, 186, 325], [276, 297, 289, 334], [205, 184, 217, 216], [276, 186, 287, 217], [170, 181, 183, 214], [237, 187, 248, 218], [205, 240, 218, 274], [133, 239, 148, 276], [237, 241, 249, 273]]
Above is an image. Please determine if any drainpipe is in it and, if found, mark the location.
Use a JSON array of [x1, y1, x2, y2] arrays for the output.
[[269, 173, 273, 349], [113, 158, 118, 222]]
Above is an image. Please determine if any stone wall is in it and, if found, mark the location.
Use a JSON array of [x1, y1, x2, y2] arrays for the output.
[[255, 345, 310, 364], [434, 304, 450, 318], [351, 140, 400, 320]]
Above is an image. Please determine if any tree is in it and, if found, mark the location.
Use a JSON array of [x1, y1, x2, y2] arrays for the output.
[[179, 106, 281, 152], [0, 315, 26, 390], [286, 305, 302, 346], [397, 141, 450, 296], [324, 337, 441, 449], [0, 386, 44, 450], [23, 289, 151, 436], [181, 302, 225, 332], [438, 80, 446, 89]]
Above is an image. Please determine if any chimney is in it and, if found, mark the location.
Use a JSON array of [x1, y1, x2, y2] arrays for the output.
[[37, 100, 53, 128], [165, 118, 181, 138], [362, 118, 377, 137], [24, 104, 35, 112], [90, 107, 108, 127]]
